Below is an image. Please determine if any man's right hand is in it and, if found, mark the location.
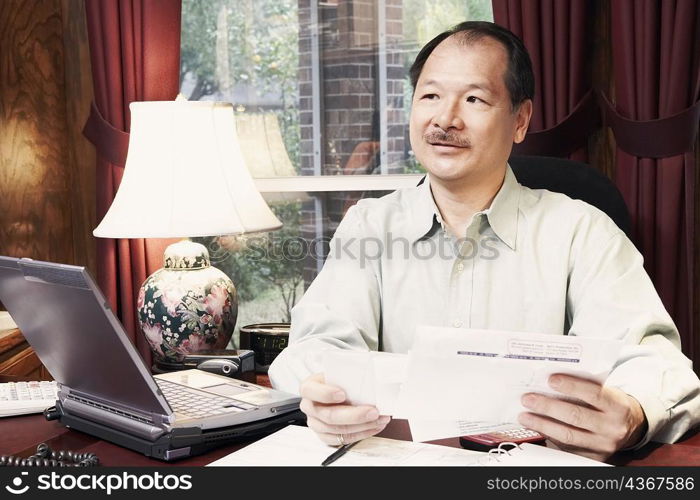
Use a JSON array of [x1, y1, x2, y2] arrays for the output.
[[299, 373, 391, 446]]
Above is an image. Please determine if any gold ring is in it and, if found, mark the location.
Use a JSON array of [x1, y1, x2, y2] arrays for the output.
[[336, 434, 346, 447]]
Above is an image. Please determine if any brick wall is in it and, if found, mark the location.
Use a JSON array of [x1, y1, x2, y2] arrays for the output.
[[298, 0, 405, 284]]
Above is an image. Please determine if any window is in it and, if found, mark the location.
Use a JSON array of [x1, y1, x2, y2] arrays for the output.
[[180, 0, 493, 345]]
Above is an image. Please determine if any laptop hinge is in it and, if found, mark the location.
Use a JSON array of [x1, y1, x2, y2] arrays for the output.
[[60, 388, 174, 425], [63, 397, 167, 441]]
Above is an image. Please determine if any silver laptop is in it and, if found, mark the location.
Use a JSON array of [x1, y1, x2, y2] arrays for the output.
[[0, 256, 303, 460]]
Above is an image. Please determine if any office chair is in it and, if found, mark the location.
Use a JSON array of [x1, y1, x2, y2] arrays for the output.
[[507, 155, 632, 238]]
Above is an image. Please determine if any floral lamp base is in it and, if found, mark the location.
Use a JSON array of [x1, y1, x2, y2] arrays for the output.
[[138, 240, 238, 364]]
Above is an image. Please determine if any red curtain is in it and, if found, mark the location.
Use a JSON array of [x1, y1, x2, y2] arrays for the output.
[[609, 0, 699, 364], [492, 0, 596, 160], [83, 0, 182, 365]]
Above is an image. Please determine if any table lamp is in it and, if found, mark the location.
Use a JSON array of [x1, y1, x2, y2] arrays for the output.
[[93, 99, 282, 366]]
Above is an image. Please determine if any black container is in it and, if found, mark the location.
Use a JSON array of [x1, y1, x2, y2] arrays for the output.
[[239, 323, 290, 373]]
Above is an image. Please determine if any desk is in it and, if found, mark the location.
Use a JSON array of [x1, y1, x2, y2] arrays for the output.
[[2, 374, 699, 466], [2, 413, 699, 466]]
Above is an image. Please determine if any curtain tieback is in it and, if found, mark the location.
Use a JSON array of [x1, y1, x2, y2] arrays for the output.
[[512, 90, 600, 158], [599, 92, 700, 159], [82, 101, 130, 167]]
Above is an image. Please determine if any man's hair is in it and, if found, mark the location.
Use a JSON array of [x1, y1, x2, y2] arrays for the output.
[[409, 21, 535, 110]]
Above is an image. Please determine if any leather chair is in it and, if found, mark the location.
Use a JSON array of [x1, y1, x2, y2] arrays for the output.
[[508, 155, 632, 238]]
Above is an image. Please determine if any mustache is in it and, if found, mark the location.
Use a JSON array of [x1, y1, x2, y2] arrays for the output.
[[423, 130, 471, 148]]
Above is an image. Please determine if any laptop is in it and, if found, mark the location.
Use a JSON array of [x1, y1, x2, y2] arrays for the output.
[[0, 256, 305, 461]]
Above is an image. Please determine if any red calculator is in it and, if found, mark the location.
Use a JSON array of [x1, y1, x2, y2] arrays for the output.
[[459, 427, 546, 451]]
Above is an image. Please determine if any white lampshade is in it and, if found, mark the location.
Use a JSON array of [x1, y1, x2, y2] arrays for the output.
[[93, 100, 282, 238]]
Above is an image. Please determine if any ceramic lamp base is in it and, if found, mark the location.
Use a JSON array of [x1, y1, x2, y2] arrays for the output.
[[137, 240, 238, 364]]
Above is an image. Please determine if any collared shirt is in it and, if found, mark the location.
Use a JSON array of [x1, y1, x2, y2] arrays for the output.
[[269, 165, 700, 446]]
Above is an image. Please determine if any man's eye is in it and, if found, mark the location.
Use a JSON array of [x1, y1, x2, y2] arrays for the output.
[[466, 96, 484, 104], [422, 93, 438, 100]]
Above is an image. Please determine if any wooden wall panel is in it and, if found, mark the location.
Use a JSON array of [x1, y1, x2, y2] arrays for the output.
[[0, 0, 73, 262], [61, 0, 96, 273], [0, 0, 95, 271]]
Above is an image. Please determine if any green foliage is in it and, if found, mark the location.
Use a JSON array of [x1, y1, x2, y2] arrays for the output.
[[181, 0, 300, 168], [182, 0, 303, 320], [403, 0, 493, 48], [194, 201, 304, 322], [180, 0, 219, 100]]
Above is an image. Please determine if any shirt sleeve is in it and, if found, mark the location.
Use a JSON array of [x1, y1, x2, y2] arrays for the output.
[[566, 214, 700, 447], [268, 204, 382, 394]]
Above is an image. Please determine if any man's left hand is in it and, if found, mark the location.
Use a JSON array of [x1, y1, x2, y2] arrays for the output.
[[518, 374, 647, 461]]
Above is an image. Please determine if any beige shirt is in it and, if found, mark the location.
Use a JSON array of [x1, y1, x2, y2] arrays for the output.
[[269, 165, 700, 446]]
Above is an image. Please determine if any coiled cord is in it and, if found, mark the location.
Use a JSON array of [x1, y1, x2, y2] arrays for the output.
[[0, 443, 99, 467]]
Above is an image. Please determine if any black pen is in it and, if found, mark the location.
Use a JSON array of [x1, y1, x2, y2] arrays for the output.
[[321, 441, 359, 466]]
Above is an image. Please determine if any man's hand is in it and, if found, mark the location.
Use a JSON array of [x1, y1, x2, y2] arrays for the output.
[[518, 374, 648, 461], [299, 373, 391, 446]]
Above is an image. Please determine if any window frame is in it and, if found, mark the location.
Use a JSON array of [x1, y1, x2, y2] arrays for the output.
[[253, 173, 423, 193]]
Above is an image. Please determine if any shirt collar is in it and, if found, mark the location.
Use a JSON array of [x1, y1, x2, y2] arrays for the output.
[[404, 176, 440, 243], [484, 164, 520, 250], [406, 164, 521, 250]]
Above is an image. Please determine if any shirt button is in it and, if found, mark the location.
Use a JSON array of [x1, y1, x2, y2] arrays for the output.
[[453, 320, 463, 328], [456, 262, 465, 272]]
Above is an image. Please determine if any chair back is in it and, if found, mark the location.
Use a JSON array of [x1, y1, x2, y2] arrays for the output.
[[509, 155, 632, 238]]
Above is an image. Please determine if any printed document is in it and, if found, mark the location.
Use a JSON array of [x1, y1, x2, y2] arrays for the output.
[[207, 424, 486, 466], [323, 350, 406, 415], [322, 327, 623, 442], [207, 424, 607, 466]]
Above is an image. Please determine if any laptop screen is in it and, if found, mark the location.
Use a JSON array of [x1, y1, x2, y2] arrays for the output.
[[0, 256, 171, 417]]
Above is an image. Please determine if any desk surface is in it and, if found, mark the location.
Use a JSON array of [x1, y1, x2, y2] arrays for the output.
[[2, 413, 699, 466], [2, 374, 699, 466]]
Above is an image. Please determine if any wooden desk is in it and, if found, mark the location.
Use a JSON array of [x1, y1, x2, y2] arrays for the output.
[[3, 372, 699, 466], [2, 410, 699, 466]]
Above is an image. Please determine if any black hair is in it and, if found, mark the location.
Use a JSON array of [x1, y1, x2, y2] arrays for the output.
[[409, 21, 535, 109]]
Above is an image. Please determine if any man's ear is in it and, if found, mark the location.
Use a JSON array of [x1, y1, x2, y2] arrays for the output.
[[513, 99, 533, 144]]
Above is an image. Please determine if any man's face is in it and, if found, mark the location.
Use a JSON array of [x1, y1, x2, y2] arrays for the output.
[[409, 37, 531, 184]]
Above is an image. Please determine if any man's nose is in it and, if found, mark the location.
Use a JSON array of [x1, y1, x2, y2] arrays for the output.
[[432, 99, 465, 130]]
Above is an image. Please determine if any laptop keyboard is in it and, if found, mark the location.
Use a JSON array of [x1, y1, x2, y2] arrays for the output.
[[156, 379, 257, 419]]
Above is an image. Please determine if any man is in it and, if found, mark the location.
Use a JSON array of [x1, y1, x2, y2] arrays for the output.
[[269, 21, 700, 461]]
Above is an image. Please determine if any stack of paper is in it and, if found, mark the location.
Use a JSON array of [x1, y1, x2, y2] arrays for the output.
[[323, 327, 623, 442], [207, 424, 608, 466], [208, 424, 486, 466]]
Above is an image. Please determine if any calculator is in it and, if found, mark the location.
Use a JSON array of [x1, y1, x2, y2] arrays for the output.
[[0, 380, 58, 417], [459, 426, 546, 451]]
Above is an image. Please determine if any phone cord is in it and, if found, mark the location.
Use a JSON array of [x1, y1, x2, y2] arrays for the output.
[[0, 443, 99, 467]]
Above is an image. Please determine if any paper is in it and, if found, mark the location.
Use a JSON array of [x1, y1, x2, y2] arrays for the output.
[[482, 442, 610, 467], [322, 327, 623, 442], [398, 327, 622, 441], [412, 326, 622, 378], [206, 424, 486, 466], [206, 424, 608, 467], [408, 420, 520, 444], [323, 350, 407, 415]]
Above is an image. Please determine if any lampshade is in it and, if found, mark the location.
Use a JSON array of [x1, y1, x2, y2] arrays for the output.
[[93, 100, 282, 238]]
